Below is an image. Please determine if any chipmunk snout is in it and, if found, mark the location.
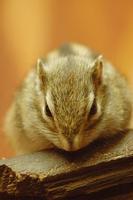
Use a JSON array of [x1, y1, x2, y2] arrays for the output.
[[62, 141, 78, 152], [59, 133, 83, 151], [63, 139, 75, 151]]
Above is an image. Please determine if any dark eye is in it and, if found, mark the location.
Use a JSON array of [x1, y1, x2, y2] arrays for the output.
[[45, 104, 52, 117], [89, 98, 97, 115]]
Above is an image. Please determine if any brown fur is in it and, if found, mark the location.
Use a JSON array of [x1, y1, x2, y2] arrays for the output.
[[4, 43, 132, 154]]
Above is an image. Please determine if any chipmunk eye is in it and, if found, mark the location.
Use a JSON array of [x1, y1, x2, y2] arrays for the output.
[[45, 104, 52, 117], [89, 98, 97, 115]]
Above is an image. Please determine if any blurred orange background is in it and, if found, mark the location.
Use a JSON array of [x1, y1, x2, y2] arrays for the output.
[[0, 0, 133, 157]]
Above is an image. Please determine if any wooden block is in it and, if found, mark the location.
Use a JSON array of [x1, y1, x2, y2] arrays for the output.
[[0, 130, 133, 200]]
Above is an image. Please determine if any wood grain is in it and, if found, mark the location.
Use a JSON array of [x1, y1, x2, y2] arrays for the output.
[[0, 130, 133, 199]]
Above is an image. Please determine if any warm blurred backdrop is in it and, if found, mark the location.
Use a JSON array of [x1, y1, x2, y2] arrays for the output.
[[0, 0, 133, 157]]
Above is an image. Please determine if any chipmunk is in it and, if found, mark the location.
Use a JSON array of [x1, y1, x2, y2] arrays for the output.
[[5, 43, 132, 154]]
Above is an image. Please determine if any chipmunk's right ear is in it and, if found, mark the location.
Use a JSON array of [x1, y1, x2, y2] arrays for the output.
[[91, 55, 103, 88], [36, 58, 47, 85]]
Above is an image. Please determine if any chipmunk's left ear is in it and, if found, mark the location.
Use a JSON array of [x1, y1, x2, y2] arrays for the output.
[[91, 55, 103, 87], [36, 58, 47, 86]]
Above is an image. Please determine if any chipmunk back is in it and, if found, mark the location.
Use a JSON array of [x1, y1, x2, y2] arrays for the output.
[[5, 43, 132, 154]]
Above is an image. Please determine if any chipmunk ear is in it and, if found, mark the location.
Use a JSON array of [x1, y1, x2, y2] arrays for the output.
[[36, 58, 47, 86], [91, 55, 103, 87]]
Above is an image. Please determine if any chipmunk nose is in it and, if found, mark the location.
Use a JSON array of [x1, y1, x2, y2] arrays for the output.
[[60, 134, 75, 151], [61, 137, 81, 152], [62, 143, 75, 151], [60, 130, 81, 151], [65, 139, 74, 151]]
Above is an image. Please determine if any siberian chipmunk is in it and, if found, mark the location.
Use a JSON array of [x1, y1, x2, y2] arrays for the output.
[[5, 43, 132, 154]]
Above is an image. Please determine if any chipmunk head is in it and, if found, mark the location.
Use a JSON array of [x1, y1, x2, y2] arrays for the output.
[[37, 56, 103, 151]]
